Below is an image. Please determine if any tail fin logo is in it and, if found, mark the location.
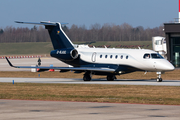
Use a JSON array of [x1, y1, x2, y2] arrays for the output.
[[57, 31, 60, 34]]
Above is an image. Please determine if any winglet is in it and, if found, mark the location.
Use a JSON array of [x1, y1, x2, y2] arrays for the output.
[[5, 57, 14, 67]]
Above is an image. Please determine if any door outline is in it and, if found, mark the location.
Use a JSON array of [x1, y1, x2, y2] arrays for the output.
[[92, 52, 96, 62]]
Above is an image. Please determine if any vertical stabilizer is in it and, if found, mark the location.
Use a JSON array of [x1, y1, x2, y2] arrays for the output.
[[15, 21, 74, 50], [45, 22, 74, 49]]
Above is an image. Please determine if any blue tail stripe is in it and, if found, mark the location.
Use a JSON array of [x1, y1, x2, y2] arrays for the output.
[[46, 23, 74, 49]]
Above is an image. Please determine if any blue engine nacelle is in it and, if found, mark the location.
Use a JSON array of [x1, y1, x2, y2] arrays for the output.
[[50, 48, 78, 61]]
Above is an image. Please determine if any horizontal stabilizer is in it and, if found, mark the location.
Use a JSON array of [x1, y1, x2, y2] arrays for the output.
[[15, 21, 56, 26], [15, 21, 68, 26]]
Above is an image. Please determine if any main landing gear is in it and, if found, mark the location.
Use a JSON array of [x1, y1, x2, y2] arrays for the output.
[[107, 75, 116, 81], [156, 72, 162, 82], [83, 71, 91, 81], [83, 72, 116, 81]]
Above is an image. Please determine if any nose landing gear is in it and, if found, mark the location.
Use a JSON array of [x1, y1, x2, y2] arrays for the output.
[[156, 72, 162, 82]]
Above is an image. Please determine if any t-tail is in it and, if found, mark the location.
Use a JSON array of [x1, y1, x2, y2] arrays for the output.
[[15, 21, 78, 61]]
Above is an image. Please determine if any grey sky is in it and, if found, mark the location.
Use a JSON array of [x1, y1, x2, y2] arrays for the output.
[[0, 0, 178, 28]]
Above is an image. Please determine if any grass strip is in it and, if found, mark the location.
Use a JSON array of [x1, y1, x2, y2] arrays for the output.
[[0, 83, 180, 105], [0, 41, 152, 55]]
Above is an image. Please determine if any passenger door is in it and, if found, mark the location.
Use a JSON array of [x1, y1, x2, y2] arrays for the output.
[[92, 52, 96, 62]]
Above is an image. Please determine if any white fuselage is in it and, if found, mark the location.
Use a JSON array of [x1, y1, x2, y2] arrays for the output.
[[77, 48, 174, 72]]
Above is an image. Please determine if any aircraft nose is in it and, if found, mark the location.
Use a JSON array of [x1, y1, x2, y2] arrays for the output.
[[155, 60, 175, 71], [165, 63, 175, 71]]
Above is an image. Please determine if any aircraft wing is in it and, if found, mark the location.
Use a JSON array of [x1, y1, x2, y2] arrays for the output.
[[5, 57, 115, 73]]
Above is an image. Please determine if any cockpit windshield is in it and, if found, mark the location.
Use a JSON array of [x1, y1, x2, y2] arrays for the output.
[[143, 53, 164, 59], [151, 53, 164, 59]]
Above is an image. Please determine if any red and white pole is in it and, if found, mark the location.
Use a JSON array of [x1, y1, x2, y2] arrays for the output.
[[179, 0, 180, 22]]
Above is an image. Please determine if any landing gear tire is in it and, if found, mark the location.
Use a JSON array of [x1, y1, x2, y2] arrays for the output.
[[83, 75, 91, 81], [107, 75, 115, 81], [157, 78, 162, 82], [83, 72, 91, 81], [156, 72, 162, 82]]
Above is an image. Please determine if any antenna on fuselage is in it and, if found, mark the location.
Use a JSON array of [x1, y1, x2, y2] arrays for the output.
[[104, 45, 107, 48], [138, 46, 141, 49]]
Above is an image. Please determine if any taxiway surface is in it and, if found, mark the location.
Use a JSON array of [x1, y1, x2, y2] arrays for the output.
[[0, 77, 180, 86], [0, 99, 180, 120]]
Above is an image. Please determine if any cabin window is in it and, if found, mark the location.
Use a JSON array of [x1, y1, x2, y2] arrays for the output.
[[105, 55, 108, 58], [100, 55, 102, 58], [151, 53, 163, 59], [115, 55, 118, 59], [110, 55, 113, 59], [143, 54, 150, 59], [126, 56, 128, 59], [121, 55, 123, 59]]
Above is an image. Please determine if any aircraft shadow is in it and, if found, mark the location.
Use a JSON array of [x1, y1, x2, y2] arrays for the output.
[[91, 79, 155, 82], [65, 78, 180, 82], [51, 78, 157, 82], [32, 78, 180, 83]]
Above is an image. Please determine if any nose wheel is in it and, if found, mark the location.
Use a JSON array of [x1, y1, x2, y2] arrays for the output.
[[156, 72, 162, 82], [157, 78, 162, 82]]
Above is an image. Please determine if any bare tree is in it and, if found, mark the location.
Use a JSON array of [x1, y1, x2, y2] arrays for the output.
[[0, 23, 165, 43]]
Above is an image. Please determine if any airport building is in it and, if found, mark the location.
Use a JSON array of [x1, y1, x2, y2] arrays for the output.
[[162, 0, 180, 67], [164, 21, 180, 67], [153, 20, 180, 67]]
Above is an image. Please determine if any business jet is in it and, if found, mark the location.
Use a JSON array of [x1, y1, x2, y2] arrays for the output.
[[6, 21, 175, 82]]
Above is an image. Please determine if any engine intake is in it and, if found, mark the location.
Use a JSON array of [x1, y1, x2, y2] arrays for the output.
[[70, 49, 78, 59]]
